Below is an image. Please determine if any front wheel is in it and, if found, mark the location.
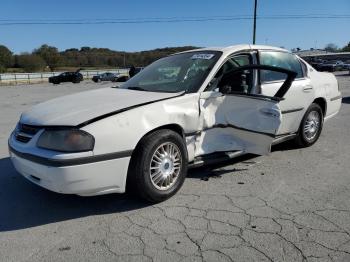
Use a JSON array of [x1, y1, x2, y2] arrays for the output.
[[128, 129, 188, 203], [294, 103, 323, 147]]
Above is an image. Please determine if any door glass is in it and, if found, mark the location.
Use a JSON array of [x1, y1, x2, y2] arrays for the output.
[[232, 55, 250, 67], [260, 51, 303, 82], [219, 55, 253, 94], [207, 54, 252, 92]]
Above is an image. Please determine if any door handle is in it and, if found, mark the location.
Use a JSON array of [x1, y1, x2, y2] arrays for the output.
[[302, 85, 313, 92], [259, 108, 280, 118]]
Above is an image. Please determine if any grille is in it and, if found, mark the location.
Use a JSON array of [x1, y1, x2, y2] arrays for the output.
[[15, 124, 41, 143], [15, 134, 32, 143]]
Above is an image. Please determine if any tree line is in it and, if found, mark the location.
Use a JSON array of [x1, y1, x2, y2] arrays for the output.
[[291, 42, 350, 53], [0, 44, 198, 73], [1, 42, 349, 73]]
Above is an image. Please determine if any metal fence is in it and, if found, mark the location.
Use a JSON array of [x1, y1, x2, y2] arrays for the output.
[[0, 69, 129, 85]]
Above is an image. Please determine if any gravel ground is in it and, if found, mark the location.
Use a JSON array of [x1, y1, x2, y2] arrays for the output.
[[0, 73, 350, 262]]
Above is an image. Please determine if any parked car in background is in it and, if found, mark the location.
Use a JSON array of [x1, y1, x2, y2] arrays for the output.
[[135, 67, 144, 74], [9, 45, 341, 202], [309, 59, 326, 71], [92, 72, 119, 82], [92, 72, 132, 83], [342, 61, 350, 70], [129, 67, 144, 77], [318, 60, 344, 72], [49, 71, 83, 84]]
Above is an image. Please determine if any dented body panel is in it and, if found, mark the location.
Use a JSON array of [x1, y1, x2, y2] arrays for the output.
[[197, 93, 281, 156], [82, 93, 201, 160]]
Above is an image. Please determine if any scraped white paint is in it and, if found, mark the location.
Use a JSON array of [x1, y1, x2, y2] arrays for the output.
[[195, 92, 281, 156]]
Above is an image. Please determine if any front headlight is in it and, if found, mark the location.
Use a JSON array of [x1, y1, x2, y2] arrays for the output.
[[37, 129, 95, 152]]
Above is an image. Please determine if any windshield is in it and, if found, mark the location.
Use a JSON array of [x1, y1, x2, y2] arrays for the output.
[[121, 51, 221, 93]]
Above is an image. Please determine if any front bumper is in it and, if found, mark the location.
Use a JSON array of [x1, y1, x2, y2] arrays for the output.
[[8, 137, 131, 196]]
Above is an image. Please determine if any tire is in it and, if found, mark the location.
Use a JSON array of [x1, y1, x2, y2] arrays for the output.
[[72, 78, 80, 84], [128, 129, 188, 203], [294, 103, 323, 147]]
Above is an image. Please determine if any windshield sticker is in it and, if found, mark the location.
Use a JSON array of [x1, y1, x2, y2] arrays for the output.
[[191, 54, 215, 60]]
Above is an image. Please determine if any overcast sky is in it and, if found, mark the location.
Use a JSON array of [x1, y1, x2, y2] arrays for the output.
[[1, 0, 349, 53]]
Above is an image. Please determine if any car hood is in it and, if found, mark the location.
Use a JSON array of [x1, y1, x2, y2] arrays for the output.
[[20, 88, 182, 126]]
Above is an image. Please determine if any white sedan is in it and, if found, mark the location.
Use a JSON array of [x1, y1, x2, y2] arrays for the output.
[[8, 45, 342, 202]]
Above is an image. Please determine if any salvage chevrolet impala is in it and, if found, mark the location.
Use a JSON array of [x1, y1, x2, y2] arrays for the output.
[[8, 45, 342, 202]]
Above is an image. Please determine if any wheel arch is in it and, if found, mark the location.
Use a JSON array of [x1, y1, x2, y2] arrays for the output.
[[313, 97, 327, 116], [132, 123, 185, 155]]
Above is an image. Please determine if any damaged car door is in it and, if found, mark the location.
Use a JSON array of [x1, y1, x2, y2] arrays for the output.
[[196, 63, 297, 156]]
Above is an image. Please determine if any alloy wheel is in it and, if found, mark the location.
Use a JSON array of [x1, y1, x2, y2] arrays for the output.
[[304, 110, 321, 141], [149, 142, 182, 191]]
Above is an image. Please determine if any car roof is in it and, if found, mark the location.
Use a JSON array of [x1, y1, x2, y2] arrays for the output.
[[176, 44, 289, 56]]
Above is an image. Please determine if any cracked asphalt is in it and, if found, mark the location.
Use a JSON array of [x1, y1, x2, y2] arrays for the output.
[[0, 73, 350, 262]]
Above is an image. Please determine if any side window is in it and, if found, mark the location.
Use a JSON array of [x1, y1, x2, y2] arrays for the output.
[[207, 54, 252, 92], [219, 55, 253, 94], [259, 52, 303, 82], [231, 55, 250, 67], [218, 55, 251, 76]]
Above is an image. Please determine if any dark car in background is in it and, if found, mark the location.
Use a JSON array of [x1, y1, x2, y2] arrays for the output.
[[49, 71, 83, 84], [92, 72, 132, 83], [318, 60, 344, 72], [92, 72, 119, 82], [309, 59, 326, 71], [134, 67, 144, 75], [342, 61, 350, 71]]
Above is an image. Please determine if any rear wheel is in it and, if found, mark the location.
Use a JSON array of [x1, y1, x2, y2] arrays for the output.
[[128, 129, 188, 203], [294, 103, 323, 147]]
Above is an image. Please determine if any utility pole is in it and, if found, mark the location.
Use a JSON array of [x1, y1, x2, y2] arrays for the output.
[[253, 0, 258, 44]]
